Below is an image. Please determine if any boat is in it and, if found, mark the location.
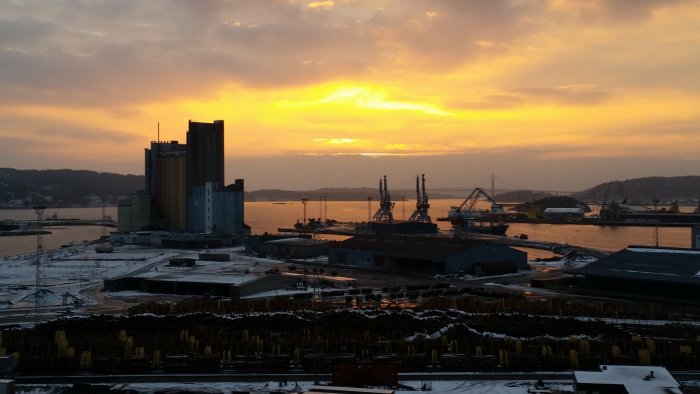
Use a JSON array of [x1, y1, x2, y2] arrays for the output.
[[438, 187, 509, 236], [0, 220, 20, 232]]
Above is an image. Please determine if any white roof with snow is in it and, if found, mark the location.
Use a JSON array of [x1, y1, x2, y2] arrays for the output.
[[129, 271, 261, 285], [543, 208, 585, 213], [574, 365, 682, 394]]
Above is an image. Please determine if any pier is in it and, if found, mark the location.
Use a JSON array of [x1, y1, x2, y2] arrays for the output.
[[278, 222, 611, 259]]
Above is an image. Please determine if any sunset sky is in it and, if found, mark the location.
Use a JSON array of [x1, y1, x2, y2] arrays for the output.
[[2, 0, 700, 192]]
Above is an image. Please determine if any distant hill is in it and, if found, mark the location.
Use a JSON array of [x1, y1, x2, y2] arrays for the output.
[[494, 190, 554, 202], [512, 196, 591, 213], [573, 176, 700, 205], [0, 168, 144, 208], [3, 168, 698, 208], [245, 187, 460, 202]]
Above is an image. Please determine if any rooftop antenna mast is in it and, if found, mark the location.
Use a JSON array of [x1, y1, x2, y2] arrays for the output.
[[372, 175, 394, 222], [409, 174, 432, 223], [33, 206, 47, 324]]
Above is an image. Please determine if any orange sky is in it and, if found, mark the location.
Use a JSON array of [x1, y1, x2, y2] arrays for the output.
[[1, 0, 700, 191]]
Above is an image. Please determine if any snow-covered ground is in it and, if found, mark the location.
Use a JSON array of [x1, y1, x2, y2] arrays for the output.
[[1, 244, 175, 309], [0, 240, 595, 325], [0, 243, 293, 321], [15, 379, 575, 394]]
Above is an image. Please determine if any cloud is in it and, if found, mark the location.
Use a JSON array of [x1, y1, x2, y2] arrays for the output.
[[2, 0, 694, 109], [0, 117, 144, 172], [227, 149, 700, 192], [313, 137, 358, 144], [1, 0, 700, 185], [448, 85, 612, 109], [307, 1, 334, 10], [0, 1, 546, 108], [548, 0, 695, 23]]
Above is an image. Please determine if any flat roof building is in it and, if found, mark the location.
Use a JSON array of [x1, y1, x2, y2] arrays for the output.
[[328, 235, 528, 275], [105, 271, 300, 299], [574, 365, 682, 394], [572, 246, 700, 301], [261, 237, 329, 259]]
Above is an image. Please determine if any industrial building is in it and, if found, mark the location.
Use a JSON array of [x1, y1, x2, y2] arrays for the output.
[[118, 120, 247, 238], [367, 220, 438, 234], [573, 365, 682, 394], [572, 246, 700, 301], [188, 180, 245, 235], [261, 237, 329, 259], [327, 235, 528, 275], [110, 231, 224, 249], [104, 271, 300, 298], [116, 193, 151, 232], [145, 140, 187, 231], [187, 120, 225, 198]]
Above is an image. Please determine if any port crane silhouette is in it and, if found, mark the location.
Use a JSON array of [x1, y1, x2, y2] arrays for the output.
[[408, 174, 431, 223], [372, 175, 394, 222]]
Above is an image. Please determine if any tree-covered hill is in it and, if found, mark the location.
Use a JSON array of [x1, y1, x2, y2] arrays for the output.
[[3, 168, 699, 208], [572, 176, 700, 204], [0, 168, 144, 208]]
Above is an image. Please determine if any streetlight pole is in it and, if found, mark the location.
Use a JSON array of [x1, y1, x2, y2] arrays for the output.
[[301, 198, 309, 227], [402, 196, 406, 220], [367, 197, 372, 223], [324, 196, 328, 222], [33, 205, 46, 324]]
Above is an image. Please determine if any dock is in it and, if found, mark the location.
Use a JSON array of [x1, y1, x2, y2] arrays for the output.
[[278, 222, 611, 259]]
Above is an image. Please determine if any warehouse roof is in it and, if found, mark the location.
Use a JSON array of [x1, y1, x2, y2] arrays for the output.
[[330, 235, 518, 261], [574, 365, 681, 394], [574, 246, 700, 285]]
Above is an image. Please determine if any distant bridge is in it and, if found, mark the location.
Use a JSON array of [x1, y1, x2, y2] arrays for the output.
[[426, 187, 579, 195]]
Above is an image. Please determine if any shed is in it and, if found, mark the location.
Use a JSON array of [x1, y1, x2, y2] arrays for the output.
[[199, 253, 230, 262]]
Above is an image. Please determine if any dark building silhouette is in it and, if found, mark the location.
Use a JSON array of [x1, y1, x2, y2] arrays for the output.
[[144, 141, 187, 230], [186, 120, 224, 197], [120, 119, 246, 238], [188, 179, 246, 235], [327, 235, 528, 274], [572, 246, 700, 301]]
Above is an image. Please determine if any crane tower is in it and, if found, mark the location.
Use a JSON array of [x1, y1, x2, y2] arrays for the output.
[[372, 175, 394, 222], [409, 174, 431, 223]]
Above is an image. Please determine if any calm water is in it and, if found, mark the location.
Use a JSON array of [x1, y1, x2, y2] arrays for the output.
[[0, 200, 692, 258], [245, 199, 692, 252], [0, 207, 117, 258]]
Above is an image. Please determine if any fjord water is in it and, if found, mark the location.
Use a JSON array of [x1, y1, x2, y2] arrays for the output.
[[1, 200, 692, 258], [245, 199, 693, 252]]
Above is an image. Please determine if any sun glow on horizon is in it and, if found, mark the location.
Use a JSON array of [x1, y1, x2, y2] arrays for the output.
[[3, 0, 700, 179]]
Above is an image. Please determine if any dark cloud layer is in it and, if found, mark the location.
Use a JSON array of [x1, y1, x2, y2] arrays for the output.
[[228, 150, 700, 192], [448, 85, 612, 109], [5, 0, 685, 108]]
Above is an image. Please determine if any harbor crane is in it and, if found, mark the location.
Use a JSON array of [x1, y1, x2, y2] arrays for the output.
[[445, 188, 506, 224], [438, 187, 509, 236], [599, 181, 627, 221], [409, 174, 432, 223], [372, 175, 394, 222]]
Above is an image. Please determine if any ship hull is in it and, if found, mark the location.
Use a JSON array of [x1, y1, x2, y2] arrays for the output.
[[456, 223, 509, 236]]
